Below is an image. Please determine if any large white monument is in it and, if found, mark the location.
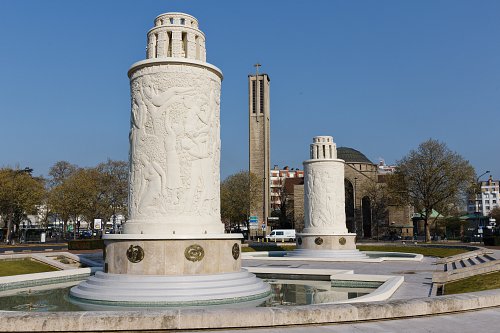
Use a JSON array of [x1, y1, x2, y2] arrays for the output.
[[291, 136, 367, 258], [70, 12, 270, 306]]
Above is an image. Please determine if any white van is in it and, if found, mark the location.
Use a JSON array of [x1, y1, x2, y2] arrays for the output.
[[266, 229, 296, 242]]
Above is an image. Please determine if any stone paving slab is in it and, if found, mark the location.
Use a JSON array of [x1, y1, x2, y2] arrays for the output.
[[243, 255, 437, 300]]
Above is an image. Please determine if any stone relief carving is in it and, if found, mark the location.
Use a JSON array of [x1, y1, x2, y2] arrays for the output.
[[232, 243, 240, 260], [308, 168, 335, 229], [126, 245, 145, 263], [128, 66, 221, 221], [184, 244, 204, 262]]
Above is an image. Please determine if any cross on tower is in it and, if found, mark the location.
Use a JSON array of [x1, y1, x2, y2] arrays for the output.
[[254, 63, 261, 76]]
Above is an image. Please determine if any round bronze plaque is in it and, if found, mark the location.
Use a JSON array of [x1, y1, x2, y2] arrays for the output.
[[314, 237, 323, 245], [297, 237, 302, 245], [126, 245, 144, 263], [232, 243, 240, 260], [339, 237, 347, 245], [185, 244, 205, 262]]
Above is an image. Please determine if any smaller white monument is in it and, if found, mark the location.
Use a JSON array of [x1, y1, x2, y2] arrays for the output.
[[291, 136, 366, 258]]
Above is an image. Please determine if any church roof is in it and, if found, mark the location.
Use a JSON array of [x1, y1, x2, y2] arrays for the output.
[[337, 147, 373, 164]]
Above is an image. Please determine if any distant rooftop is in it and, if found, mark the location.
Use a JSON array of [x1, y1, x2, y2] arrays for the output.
[[337, 147, 373, 164]]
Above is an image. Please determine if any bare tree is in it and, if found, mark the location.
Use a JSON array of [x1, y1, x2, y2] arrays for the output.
[[387, 139, 475, 242]]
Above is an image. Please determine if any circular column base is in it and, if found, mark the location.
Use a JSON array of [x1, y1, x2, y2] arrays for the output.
[[103, 236, 243, 275], [290, 233, 368, 259], [69, 270, 271, 308]]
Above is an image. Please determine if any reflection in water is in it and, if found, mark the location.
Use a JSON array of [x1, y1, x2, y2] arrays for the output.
[[1, 287, 83, 312], [0, 280, 375, 312], [263, 279, 374, 306]]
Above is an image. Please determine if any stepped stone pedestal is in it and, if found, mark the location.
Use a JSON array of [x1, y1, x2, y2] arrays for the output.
[[289, 136, 367, 259], [70, 12, 270, 307]]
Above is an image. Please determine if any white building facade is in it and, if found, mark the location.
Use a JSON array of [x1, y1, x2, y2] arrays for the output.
[[468, 176, 499, 216]]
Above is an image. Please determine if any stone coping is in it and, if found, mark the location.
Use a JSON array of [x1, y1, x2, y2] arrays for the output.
[[242, 251, 424, 262], [1, 289, 500, 331], [244, 266, 402, 304], [128, 58, 223, 79], [103, 233, 242, 240], [0, 268, 91, 293]]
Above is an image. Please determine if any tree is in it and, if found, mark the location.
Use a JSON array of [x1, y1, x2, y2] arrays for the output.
[[220, 171, 260, 235], [49, 168, 92, 237], [387, 139, 475, 242], [48, 161, 78, 188], [0, 168, 46, 243], [95, 159, 128, 223], [48, 160, 128, 236], [363, 180, 390, 239]]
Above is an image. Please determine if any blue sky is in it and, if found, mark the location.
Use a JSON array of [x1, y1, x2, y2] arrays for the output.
[[0, 0, 499, 181]]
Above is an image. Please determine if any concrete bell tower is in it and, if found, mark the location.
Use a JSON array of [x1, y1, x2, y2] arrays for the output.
[[248, 68, 271, 233]]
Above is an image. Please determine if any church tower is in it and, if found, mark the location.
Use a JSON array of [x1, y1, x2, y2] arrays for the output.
[[248, 69, 271, 233]]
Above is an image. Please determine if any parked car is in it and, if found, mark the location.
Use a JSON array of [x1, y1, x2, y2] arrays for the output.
[[79, 230, 93, 239]]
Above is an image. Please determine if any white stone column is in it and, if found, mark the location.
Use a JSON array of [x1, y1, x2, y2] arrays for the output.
[[70, 12, 270, 307], [123, 13, 224, 237], [303, 136, 347, 234], [290, 136, 367, 259]]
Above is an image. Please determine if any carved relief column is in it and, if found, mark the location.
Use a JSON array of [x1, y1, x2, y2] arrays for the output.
[[70, 12, 270, 307], [291, 136, 367, 258], [124, 17, 223, 236], [303, 136, 347, 234]]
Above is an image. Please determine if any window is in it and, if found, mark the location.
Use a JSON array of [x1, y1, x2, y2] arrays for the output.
[[252, 80, 256, 113]]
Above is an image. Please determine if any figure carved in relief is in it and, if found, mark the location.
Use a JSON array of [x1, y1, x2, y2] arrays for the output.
[[306, 168, 314, 226], [181, 94, 214, 214], [309, 169, 333, 228], [132, 76, 196, 215], [137, 159, 167, 216]]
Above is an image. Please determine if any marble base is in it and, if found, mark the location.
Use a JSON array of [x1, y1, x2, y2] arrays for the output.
[[69, 270, 270, 307], [70, 235, 270, 306], [102, 236, 243, 275], [290, 233, 368, 259]]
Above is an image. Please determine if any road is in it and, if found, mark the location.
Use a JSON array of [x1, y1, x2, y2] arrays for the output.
[[0, 243, 67, 254]]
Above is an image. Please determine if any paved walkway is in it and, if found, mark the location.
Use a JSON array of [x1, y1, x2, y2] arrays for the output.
[[244, 255, 437, 299]]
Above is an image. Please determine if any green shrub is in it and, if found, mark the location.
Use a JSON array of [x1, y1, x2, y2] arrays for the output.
[[68, 239, 104, 250]]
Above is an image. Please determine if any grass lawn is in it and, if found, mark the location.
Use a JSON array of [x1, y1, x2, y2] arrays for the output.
[[356, 245, 470, 258], [0, 259, 59, 277], [444, 271, 500, 295]]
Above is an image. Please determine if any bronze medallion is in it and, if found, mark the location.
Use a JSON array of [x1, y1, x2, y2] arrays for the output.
[[126, 245, 144, 263], [339, 237, 347, 245], [232, 243, 240, 260], [297, 237, 302, 245], [314, 237, 323, 245], [185, 244, 204, 262]]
